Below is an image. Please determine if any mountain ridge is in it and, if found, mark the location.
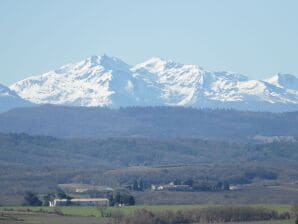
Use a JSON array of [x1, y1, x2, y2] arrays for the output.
[[5, 55, 298, 111]]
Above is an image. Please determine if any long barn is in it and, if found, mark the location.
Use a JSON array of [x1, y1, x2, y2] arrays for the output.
[[49, 198, 109, 207]]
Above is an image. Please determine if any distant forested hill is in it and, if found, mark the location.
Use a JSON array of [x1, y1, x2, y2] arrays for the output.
[[0, 105, 297, 141], [1, 132, 298, 168], [1, 132, 298, 197]]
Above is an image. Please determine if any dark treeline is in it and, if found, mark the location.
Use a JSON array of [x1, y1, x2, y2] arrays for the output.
[[0, 105, 297, 141], [103, 207, 291, 224]]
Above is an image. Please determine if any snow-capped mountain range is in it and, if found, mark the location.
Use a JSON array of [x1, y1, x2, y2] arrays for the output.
[[2, 55, 298, 112]]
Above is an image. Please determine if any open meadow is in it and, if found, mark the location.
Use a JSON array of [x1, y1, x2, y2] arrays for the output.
[[0, 204, 296, 224]]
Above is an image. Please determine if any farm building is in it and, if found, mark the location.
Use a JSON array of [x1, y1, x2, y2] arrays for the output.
[[151, 182, 192, 191], [49, 198, 109, 207]]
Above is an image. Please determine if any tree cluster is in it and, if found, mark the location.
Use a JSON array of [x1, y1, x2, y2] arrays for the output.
[[22, 191, 42, 206], [192, 181, 230, 192], [109, 193, 135, 206]]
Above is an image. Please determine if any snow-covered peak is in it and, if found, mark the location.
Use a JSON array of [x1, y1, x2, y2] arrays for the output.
[[266, 73, 298, 90], [133, 57, 193, 74], [134, 58, 247, 82], [133, 57, 204, 86], [55, 55, 130, 75], [10, 55, 162, 107], [92, 54, 130, 71]]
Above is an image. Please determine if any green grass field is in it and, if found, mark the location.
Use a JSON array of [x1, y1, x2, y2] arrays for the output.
[[0, 204, 295, 224], [0, 204, 293, 216]]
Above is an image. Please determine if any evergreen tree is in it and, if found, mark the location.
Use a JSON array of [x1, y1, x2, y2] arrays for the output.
[[23, 191, 42, 206], [127, 195, 135, 205], [43, 192, 55, 206], [139, 179, 144, 191], [133, 180, 139, 191]]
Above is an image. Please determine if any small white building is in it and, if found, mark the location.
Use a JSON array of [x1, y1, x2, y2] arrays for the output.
[[49, 198, 109, 207], [151, 183, 192, 191]]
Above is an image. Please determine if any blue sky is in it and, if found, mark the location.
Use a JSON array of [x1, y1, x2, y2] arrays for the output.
[[1, 0, 298, 85]]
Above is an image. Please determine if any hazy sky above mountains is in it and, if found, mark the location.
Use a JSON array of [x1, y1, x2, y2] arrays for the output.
[[0, 0, 298, 85]]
